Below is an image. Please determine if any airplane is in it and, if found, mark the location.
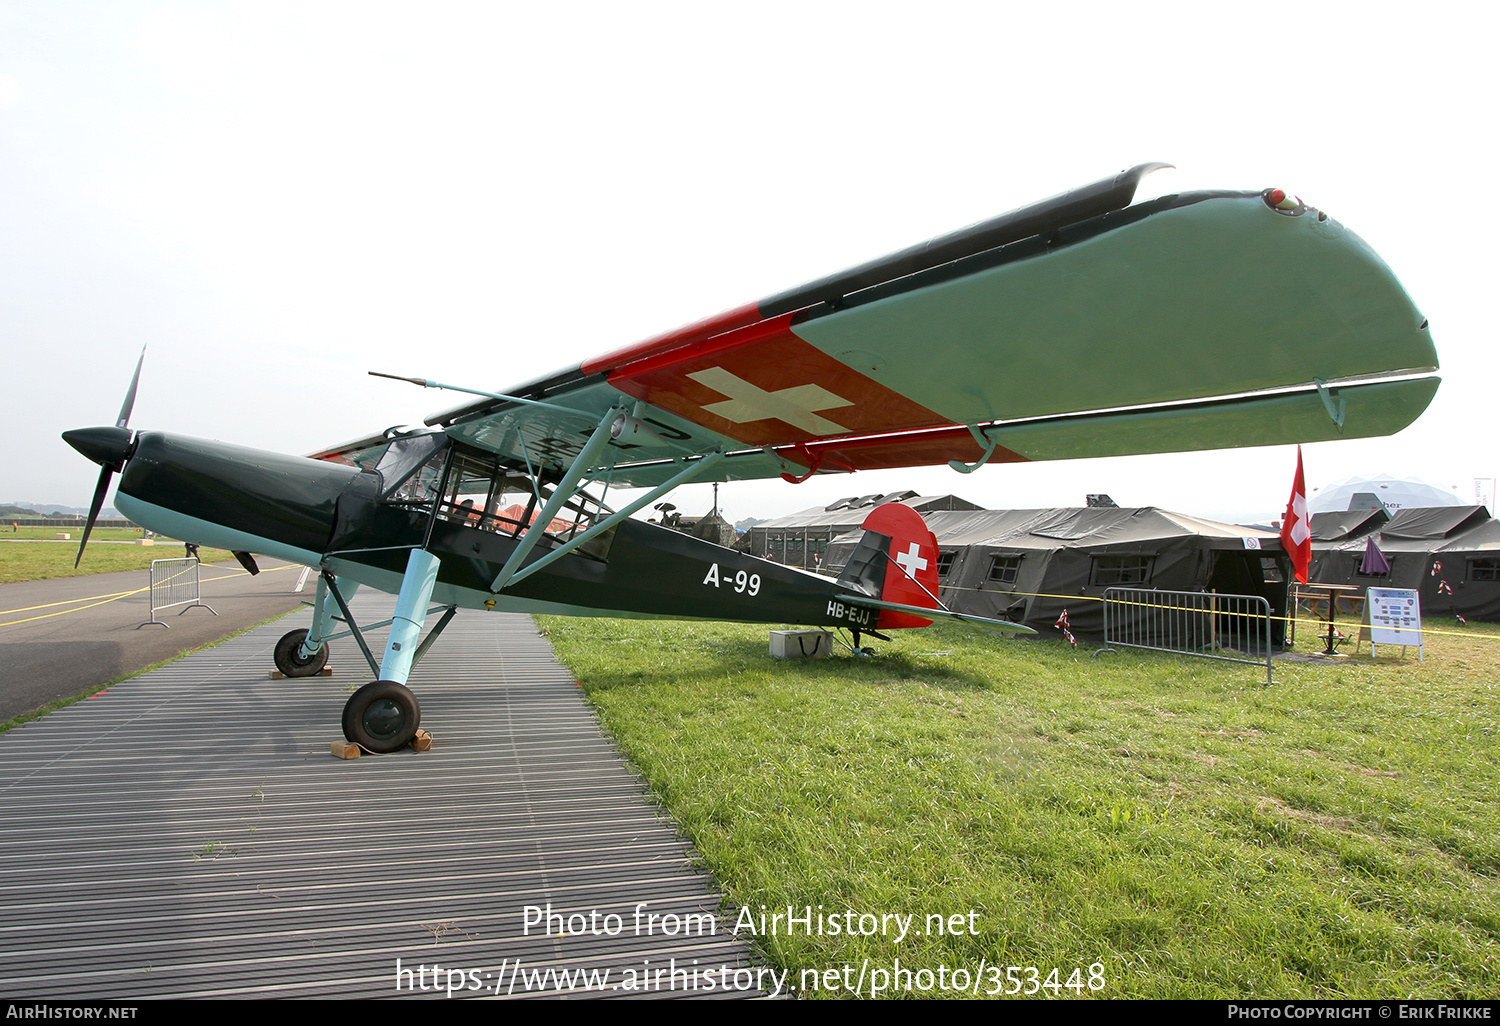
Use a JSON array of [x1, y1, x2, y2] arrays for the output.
[[63, 163, 1439, 752]]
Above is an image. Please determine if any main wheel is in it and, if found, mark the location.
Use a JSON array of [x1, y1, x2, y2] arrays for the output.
[[274, 629, 329, 677], [342, 680, 421, 753]]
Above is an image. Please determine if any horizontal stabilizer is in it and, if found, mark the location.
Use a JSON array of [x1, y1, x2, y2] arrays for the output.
[[834, 593, 1036, 635]]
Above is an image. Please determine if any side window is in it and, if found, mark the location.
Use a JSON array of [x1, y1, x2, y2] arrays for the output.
[[439, 450, 545, 538], [1093, 555, 1152, 587], [987, 555, 1022, 584]]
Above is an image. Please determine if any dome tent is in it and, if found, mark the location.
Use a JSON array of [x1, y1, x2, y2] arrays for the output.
[[1308, 475, 1465, 516]]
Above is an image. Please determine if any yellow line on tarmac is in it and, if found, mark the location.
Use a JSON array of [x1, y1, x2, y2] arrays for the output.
[[0, 589, 141, 616], [0, 562, 302, 627], [0, 589, 151, 628]]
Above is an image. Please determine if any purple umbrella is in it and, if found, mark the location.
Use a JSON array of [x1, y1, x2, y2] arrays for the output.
[[1360, 536, 1391, 576]]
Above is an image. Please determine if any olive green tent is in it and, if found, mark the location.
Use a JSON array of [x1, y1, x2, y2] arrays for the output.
[[829, 506, 1288, 642]]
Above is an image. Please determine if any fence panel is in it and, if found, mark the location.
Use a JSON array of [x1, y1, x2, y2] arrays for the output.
[[138, 558, 218, 628], [1102, 587, 1274, 684]]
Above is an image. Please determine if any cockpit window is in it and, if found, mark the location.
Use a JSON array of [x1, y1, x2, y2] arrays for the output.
[[376, 440, 618, 561], [377, 432, 450, 499]]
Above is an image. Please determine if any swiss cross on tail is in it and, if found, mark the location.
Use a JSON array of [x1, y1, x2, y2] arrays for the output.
[[862, 503, 942, 629]]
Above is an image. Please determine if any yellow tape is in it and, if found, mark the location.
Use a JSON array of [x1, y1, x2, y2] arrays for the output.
[[935, 584, 1500, 643]]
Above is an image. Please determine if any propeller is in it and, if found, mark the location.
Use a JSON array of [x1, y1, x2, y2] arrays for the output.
[[63, 347, 145, 568]]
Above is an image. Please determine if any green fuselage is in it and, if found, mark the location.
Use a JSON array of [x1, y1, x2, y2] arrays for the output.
[[112, 430, 879, 631]]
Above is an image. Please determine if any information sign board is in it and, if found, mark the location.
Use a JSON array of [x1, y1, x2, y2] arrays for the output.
[[1360, 588, 1423, 660]]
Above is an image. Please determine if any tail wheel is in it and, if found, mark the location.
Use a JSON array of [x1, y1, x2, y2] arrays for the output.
[[342, 680, 421, 753], [273, 629, 328, 677]]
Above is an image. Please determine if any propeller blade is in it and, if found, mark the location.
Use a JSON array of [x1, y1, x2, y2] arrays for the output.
[[73, 347, 146, 567], [75, 465, 114, 568], [115, 346, 146, 429]]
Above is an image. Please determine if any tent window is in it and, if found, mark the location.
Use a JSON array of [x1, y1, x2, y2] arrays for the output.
[[1354, 557, 1392, 579], [1093, 555, 1152, 586], [1470, 558, 1500, 582], [936, 551, 956, 577], [1259, 557, 1284, 583], [987, 555, 1022, 584]]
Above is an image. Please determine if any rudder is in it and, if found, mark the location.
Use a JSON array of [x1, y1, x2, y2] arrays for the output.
[[835, 503, 941, 628]]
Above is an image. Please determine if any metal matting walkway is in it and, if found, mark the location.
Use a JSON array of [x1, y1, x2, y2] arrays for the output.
[[0, 597, 766, 999]]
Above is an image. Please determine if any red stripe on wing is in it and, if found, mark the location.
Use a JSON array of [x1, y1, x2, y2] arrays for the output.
[[580, 302, 765, 376]]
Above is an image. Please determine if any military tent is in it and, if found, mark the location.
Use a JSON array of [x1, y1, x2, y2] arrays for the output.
[[739, 492, 981, 570], [829, 506, 1288, 641], [1309, 505, 1500, 621]]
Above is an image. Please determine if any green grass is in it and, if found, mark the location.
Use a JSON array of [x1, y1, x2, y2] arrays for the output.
[[539, 614, 1500, 999], [0, 533, 241, 584], [2, 526, 146, 542]]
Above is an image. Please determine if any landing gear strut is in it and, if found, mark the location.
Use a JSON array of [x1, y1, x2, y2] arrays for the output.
[[315, 550, 451, 753]]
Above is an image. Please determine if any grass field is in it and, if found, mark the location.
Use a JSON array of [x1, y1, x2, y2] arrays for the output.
[[0, 529, 240, 584], [539, 613, 1500, 999]]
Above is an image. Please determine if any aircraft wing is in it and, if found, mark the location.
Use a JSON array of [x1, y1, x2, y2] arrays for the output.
[[425, 163, 1439, 486]]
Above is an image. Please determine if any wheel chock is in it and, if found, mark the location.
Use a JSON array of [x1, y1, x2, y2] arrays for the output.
[[330, 729, 430, 759]]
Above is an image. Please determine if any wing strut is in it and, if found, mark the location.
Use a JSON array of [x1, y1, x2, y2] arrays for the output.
[[489, 405, 625, 592], [497, 450, 729, 591]]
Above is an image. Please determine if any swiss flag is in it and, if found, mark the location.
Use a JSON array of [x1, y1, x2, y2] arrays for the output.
[[1280, 446, 1311, 584]]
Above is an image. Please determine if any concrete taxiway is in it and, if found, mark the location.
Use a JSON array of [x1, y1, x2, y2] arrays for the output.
[[0, 558, 309, 721], [0, 591, 768, 999]]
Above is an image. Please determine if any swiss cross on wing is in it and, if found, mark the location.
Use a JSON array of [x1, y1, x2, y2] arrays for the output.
[[1280, 446, 1311, 584], [603, 317, 946, 446]]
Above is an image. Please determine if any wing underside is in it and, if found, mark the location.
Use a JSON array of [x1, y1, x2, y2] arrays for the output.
[[425, 165, 1437, 485]]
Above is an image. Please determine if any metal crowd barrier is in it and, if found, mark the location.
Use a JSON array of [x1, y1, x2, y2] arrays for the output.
[[138, 558, 218, 629], [1101, 587, 1274, 684]]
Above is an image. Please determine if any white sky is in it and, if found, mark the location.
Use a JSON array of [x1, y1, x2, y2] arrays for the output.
[[3, 1, 1495, 524]]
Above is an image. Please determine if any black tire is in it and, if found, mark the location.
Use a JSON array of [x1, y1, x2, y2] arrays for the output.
[[342, 680, 421, 753], [274, 629, 328, 677]]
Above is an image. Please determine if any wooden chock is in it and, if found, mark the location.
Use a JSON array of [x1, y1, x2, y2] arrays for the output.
[[272, 667, 334, 680]]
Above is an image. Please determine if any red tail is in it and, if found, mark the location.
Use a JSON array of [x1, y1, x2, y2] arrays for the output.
[[837, 503, 941, 628]]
